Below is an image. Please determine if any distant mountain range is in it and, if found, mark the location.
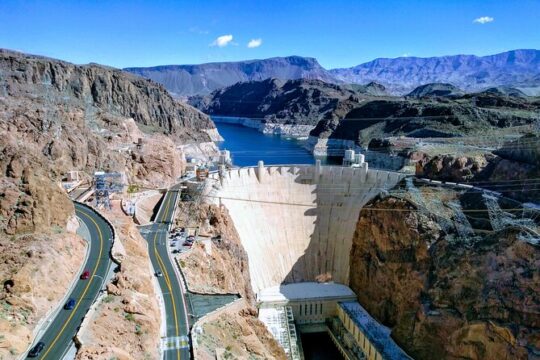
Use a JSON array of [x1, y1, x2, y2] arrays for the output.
[[330, 49, 540, 95], [125, 56, 335, 97], [125, 49, 540, 97]]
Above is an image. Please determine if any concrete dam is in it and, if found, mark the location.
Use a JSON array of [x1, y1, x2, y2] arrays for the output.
[[206, 162, 405, 294]]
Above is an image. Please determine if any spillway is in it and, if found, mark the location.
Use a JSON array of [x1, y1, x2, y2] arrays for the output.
[[205, 163, 405, 294]]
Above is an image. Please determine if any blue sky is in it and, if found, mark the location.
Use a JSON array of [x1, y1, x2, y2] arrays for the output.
[[0, 0, 539, 69]]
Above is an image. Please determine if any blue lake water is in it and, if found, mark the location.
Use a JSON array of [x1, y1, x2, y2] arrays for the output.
[[215, 122, 316, 167]]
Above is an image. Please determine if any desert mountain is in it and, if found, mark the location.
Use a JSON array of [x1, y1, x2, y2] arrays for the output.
[[330, 49, 540, 95], [125, 56, 336, 97], [126, 49, 540, 97], [312, 92, 539, 146], [0, 48, 215, 235], [190, 78, 384, 127]]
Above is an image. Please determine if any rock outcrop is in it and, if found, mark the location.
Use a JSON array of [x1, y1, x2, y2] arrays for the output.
[[191, 78, 370, 127], [0, 49, 216, 358], [175, 203, 254, 302], [0, 48, 216, 234], [193, 299, 286, 359], [406, 83, 465, 98], [0, 231, 86, 359], [311, 94, 539, 147], [174, 202, 283, 359], [1, 49, 215, 141], [415, 134, 540, 202], [349, 190, 540, 359]]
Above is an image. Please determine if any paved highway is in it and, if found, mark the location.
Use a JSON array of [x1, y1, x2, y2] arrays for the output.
[[140, 189, 191, 360], [26, 202, 114, 359]]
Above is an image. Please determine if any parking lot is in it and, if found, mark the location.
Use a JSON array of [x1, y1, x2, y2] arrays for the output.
[[168, 226, 198, 254]]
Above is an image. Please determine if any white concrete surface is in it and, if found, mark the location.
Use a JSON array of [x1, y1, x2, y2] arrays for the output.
[[206, 165, 405, 293], [258, 282, 356, 303]]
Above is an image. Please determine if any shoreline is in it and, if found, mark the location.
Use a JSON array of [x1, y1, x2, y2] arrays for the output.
[[212, 116, 356, 157]]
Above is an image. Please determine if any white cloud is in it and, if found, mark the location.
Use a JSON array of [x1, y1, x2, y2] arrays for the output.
[[247, 38, 263, 48], [473, 16, 494, 24], [210, 34, 233, 47]]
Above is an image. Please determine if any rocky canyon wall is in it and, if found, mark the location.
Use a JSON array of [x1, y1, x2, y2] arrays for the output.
[[349, 189, 540, 359]]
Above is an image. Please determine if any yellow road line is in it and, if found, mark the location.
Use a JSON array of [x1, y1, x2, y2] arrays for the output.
[[41, 207, 105, 359], [153, 192, 181, 360]]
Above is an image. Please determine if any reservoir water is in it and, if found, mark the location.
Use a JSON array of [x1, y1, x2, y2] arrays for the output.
[[215, 122, 315, 167]]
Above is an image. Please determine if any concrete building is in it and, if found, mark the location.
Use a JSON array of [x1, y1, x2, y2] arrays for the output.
[[332, 301, 412, 360], [258, 282, 357, 325]]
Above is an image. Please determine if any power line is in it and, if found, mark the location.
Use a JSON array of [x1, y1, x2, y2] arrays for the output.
[[199, 193, 538, 212]]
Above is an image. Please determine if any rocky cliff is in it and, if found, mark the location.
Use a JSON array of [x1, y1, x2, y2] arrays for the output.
[[415, 134, 540, 203], [125, 56, 336, 97], [349, 185, 540, 359], [175, 203, 254, 303], [0, 229, 86, 359], [193, 299, 286, 359], [0, 48, 216, 234], [191, 78, 388, 138], [0, 49, 216, 358], [311, 92, 539, 147]]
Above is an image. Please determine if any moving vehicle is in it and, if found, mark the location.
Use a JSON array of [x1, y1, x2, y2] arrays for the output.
[[81, 269, 90, 280], [64, 298, 76, 310], [155, 271, 163, 277], [28, 342, 45, 357]]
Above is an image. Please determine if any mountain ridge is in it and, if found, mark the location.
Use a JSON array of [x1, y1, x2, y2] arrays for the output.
[[125, 49, 540, 97], [125, 55, 336, 97], [330, 49, 540, 95]]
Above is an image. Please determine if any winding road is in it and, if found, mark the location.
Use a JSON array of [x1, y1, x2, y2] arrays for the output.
[[139, 189, 191, 360], [26, 202, 114, 359]]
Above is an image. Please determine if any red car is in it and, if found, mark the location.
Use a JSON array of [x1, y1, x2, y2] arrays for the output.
[[81, 270, 90, 280]]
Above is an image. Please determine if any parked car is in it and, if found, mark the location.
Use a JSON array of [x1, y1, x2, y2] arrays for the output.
[[81, 269, 90, 280], [28, 342, 45, 357], [183, 241, 193, 247], [172, 249, 181, 254], [187, 235, 195, 241], [64, 298, 76, 310]]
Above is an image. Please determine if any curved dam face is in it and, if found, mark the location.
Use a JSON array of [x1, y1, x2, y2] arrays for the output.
[[206, 164, 405, 294]]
